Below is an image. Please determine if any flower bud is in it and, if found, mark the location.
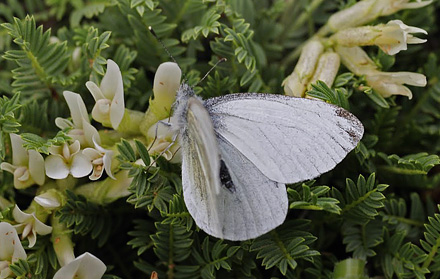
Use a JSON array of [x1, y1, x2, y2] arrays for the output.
[[283, 40, 324, 97], [140, 62, 182, 135], [309, 52, 341, 88]]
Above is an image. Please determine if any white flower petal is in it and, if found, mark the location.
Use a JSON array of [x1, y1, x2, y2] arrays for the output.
[[153, 62, 182, 101], [0, 162, 16, 174], [110, 89, 125, 129], [407, 37, 427, 44], [0, 263, 12, 279], [93, 136, 107, 152], [13, 168, 34, 189], [45, 155, 70, 180], [34, 192, 61, 209], [33, 218, 52, 236], [28, 150, 45, 185], [372, 72, 427, 87], [82, 148, 101, 160], [27, 231, 37, 248], [401, 0, 433, 9], [53, 252, 106, 279], [10, 134, 28, 166], [53, 256, 81, 279], [12, 205, 29, 223], [69, 141, 81, 156], [0, 222, 26, 262], [82, 120, 100, 148], [103, 151, 115, 180], [55, 117, 74, 130], [390, 20, 428, 35], [16, 168, 29, 181], [100, 59, 122, 99], [89, 167, 104, 181], [63, 91, 90, 128], [70, 153, 93, 178], [85, 81, 105, 101], [91, 100, 111, 125]]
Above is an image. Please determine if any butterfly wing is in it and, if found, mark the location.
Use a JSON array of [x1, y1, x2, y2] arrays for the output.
[[215, 136, 288, 240], [181, 95, 288, 241], [182, 93, 363, 241], [181, 96, 223, 238], [205, 93, 364, 184]]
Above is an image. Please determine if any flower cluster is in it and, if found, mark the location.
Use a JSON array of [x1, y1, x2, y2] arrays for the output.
[[283, 0, 429, 99], [0, 59, 182, 277]]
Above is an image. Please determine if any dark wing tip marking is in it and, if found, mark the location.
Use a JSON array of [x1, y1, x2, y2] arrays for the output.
[[334, 107, 364, 145]]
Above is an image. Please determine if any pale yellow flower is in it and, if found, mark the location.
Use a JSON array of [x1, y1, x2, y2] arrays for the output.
[[332, 20, 427, 55], [336, 45, 427, 99], [12, 205, 52, 248], [86, 59, 125, 129], [328, 0, 432, 31], [0, 133, 45, 189], [0, 222, 26, 279], [44, 141, 92, 179]]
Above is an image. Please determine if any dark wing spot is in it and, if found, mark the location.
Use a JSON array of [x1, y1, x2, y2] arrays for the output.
[[335, 107, 363, 144], [347, 128, 360, 142], [335, 107, 352, 120], [220, 160, 235, 193]]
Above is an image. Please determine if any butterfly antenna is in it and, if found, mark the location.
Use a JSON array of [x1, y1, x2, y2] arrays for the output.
[[196, 58, 227, 86], [149, 26, 188, 83], [149, 26, 178, 64]]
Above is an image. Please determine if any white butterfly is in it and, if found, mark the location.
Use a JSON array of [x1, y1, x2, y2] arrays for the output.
[[172, 83, 363, 241]]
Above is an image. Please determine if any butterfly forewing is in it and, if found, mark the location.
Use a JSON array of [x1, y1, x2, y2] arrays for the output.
[[181, 96, 223, 237], [205, 93, 364, 184]]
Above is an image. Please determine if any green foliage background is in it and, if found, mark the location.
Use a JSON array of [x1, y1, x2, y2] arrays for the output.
[[0, 0, 440, 278]]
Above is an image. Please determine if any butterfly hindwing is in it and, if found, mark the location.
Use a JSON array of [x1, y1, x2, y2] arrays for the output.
[[216, 135, 288, 241]]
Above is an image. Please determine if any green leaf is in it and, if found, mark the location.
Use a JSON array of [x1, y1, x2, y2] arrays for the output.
[[151, 222, 193, 263], [337, 173, 388, 224], [70, 1, 115, 27], [2, 16, 70, 99], [342, 219, 384, 259], [421, 206, 440, 271], [307, 80, 349, 109], [55, 190, 112, 247], [134, 140, 150, 166], [21, 130, 71, 155], [250, 220, 319, 275], [0, 93, 21, 159], [288, 182, 341, 214], [161, 194, 193, 231], [363, 87, 390, 108], [378, 152, 440, 175]]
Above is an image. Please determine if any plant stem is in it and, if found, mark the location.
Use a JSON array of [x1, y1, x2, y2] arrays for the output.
[[167, 223, 174, 279]]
